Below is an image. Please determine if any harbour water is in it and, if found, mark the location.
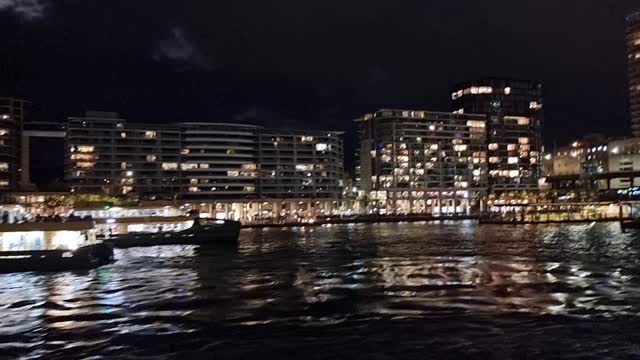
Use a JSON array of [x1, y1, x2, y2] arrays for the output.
[[2, 221, 640, 359]]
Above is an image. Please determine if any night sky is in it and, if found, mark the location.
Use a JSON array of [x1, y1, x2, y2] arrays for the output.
[[1, 1, 639, 168]]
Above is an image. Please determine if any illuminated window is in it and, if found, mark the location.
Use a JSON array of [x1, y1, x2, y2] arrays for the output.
[[241, 163, 257, 170], [227, 149, 236, 155], [244, 186, 256, 192], [488, 143, 498, 150], [301, 136, 314, 142], [296, 164, 313, 171], [77, 145, 94, 153], [162, 162, 178, 170], [146, 154, 157, 162], [0, 163, 8, 172], [0, 180, 9, 187], [199, 163, 209, 169], [181, 163, 197, 170], [125, 171, 134, 177], [504, 87, 511, 95], [508, 157, 519, 164], [77, 162, 96, 168], [489, 157, 500, 163], [508, 170, 520, 178], [507, 144, 517, 151], [188, 187, 199, 192], [120, 132, 127, 138], [315, 143, 328, 151], [121, 162, 127, 169], [227, 170, 239, 177], [453, 144, 468, 152], [144, 131, 157, 139], [180, 149, 190, 155], [530, 158, 538, 164], [190, 178, 198, 185], [71, 154, 94, 160], [466, 120, 485, 128], [0, 129, 8, 136], [518, 137, 529, 145]]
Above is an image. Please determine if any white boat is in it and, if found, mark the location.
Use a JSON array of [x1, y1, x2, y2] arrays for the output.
[[0, 221, 114, 273]]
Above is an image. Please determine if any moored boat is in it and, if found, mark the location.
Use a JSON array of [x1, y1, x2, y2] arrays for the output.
[[104, 218, 241, 248], [0, 221, 114, 273]]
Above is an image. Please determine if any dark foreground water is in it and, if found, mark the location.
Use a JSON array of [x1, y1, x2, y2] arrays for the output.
[[2, 222, 640, 359]]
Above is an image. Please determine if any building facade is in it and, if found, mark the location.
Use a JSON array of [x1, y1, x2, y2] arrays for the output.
[[451, 78, 543, 193], [65, 112, 344, 204], [628, 11, 640, 136], [0, 97, 30, 192], [356, 109, 488, 215]]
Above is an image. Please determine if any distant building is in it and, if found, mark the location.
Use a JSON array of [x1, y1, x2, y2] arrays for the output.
[[628, 11, 640, 136], [0, 97, 30, 192], [355, 109, 488, 215], [64, 112, 344, 203], [451, 78, 543, 192], [608, 137, 640, 189], [547, 135, 609, 176]]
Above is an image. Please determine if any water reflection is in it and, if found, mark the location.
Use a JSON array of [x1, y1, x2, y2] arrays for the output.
[[1, 222, 640, 358]]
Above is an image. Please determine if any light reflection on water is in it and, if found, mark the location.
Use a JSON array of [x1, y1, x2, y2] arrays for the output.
[[2, 222, 640, 358]]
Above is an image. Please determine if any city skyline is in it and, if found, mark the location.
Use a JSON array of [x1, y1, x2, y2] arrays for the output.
[[1, 1, 638, 159]]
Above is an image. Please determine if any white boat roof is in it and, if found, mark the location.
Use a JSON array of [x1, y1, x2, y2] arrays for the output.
[[0, 221, 95, 233]]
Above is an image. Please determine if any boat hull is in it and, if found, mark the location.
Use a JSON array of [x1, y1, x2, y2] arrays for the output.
[[105, 220, 241, 249], [0, 243, 114, 273]]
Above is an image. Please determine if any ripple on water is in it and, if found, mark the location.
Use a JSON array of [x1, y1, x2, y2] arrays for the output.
[[1, 222, 640, 358]]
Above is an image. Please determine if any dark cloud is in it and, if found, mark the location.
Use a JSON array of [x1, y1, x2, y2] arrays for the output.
[[0, 0, 48, 20], [153, 26, 211, 71]]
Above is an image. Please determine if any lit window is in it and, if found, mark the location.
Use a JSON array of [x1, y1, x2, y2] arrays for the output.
[[0, 180, 9, 187], [301, 136, 314, 142], [190, 178, 198, 184], [125, 171, 134, 177], [244, 186, 255, 192], [507, 144, 517, 151], [120, 132, 127, 138], [518, 137, 529, 145], [180, 149, 190, 155], [488, 143, 499, 150], [77, 162, 96, 168], [0, 163, 8, 172], [227, 170, 239, 177], [489, 157, 500, 163], [146, 154, 157, 162], [508, 170, 520, 178], [0, 129, 8, 136], [181, 163, 197, 170], [77, 145, 94, 153], [466, 120, 485, 128], [508, 157, 519, 164], [454, 144, 468, 152], [227, 149, 236, 155], [199, 163, 209, 169], [71, 154, 94, 160], [121, 162, 127, 169], [162, 162, 178, 170], [316, 143, 328, 151], [296, 164, 313, 171], [504, 87, 511, 95], [188, 187, 199, 192], [144, 131, 157, 139], [530, 158, 538, 164]]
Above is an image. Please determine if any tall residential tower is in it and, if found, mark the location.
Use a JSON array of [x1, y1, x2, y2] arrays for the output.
[[451, 78, 543, 193], [628, 11, 640, 136]]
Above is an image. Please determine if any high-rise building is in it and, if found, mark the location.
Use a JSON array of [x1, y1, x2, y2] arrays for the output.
[[65, 112, 344, 201], [451, 78, 543, 193], [66, 112, 181, 198], [628, 11, 640, 136], [356, 109, 488, 215], [0, 97, 29, 191]]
